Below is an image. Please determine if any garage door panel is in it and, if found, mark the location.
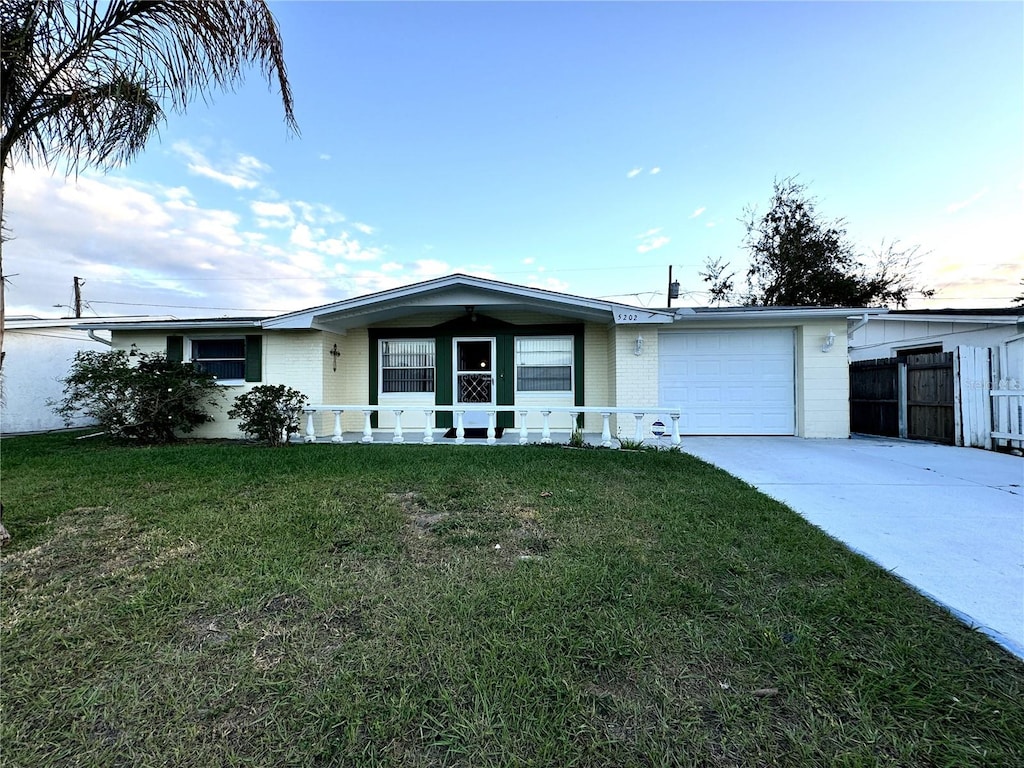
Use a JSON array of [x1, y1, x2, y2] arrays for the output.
[[659, 329, 795, 435]]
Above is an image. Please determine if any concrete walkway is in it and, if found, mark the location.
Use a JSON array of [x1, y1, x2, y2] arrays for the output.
[[684, 436, 1024, 659]]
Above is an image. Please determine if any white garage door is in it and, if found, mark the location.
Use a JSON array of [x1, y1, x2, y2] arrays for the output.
[[659, 329, 795, 435]]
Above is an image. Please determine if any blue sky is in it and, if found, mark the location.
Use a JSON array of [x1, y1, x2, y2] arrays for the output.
[[6, 0, 1022, 318]]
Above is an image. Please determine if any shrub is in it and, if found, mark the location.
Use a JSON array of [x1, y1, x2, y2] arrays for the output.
[[227, 385, 308, 446], [52, 350, 222, 444]]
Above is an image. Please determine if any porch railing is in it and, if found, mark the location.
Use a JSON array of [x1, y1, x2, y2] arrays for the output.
[[300, 405, 682, 447]]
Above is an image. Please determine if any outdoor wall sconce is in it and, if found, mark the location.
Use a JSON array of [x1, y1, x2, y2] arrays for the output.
[[822, 330, 836, 353], [129, 343, 139, 357], [634, 334, 644, 356], [464, 305, 478, 322], [329, 343, 341, 372]]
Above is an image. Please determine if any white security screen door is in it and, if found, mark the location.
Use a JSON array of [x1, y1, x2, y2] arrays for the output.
[[454, 338, 495, 427]]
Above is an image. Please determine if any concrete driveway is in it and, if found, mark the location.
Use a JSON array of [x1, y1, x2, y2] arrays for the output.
[[684, 436, 1024, 659]]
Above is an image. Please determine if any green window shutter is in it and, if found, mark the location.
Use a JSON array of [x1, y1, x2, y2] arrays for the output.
[[495, 334, 514, 428], [244, 335, 262, 382], [573, 328, 585, 408], [435, 335, 453, 429], [166, 335, 184, 362]]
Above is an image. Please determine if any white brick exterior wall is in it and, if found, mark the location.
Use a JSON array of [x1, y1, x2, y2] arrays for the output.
[[109, 313, 853, 441], [610, 326, 662, 437], [795, 321, 850, 438]]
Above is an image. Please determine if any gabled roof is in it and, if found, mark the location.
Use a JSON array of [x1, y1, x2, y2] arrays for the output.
[[261, 273, 677, 330]]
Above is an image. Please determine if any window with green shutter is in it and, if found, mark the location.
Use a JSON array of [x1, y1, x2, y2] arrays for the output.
[[175, 335, 262, 383]]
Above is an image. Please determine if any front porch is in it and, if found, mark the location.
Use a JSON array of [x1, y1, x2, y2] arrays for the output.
[[299, 405, 683, 447]]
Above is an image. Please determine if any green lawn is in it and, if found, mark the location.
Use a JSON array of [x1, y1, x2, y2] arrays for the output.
[[2, 432, 1022, 767]]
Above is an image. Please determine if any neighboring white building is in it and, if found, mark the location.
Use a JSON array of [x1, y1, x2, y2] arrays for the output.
[[0, 315, 171, 434], [848, 308, 1024, 361]]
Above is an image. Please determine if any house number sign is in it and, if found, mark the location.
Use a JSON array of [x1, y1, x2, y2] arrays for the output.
[[614, 311, 669, 324]]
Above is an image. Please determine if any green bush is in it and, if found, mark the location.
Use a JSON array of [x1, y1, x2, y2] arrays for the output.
[[227, 385, 308, 446], [52, 350, 222, 444]]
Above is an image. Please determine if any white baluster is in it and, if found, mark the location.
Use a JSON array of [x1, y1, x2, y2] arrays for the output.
[[423, 410, 434, 444], [541, 411, 552, 444], [455, 411, 466, 444], [570, 411, 580, 442], [601, 413, 612, 448], [392, 410, 404, 443], [304, 410, 316, 443], [670, 412, 681, 446], [487, 410, 497, 445], [633, 412, 644, 444], [331, 410, 344, 443], [519, 411, 529, 445], [361, 410, 374, 443]]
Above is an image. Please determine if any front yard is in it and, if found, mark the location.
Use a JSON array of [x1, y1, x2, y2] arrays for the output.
[[2, 433, 1022, 766]]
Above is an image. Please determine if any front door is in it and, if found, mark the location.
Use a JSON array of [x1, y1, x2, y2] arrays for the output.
[[454, 338, 495, 427]]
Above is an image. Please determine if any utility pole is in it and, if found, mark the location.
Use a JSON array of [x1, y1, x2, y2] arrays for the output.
[[73, 276, 83, 318], [667, 266, 680, 308]]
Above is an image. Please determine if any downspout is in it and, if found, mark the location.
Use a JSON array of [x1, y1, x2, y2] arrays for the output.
[[87, 329, 111, 346]]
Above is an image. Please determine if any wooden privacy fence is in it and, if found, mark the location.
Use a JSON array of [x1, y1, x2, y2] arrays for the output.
[[851, 345, 1024, 451], [850, 352, 954, 444]]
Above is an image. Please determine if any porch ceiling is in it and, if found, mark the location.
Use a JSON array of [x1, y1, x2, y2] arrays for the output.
[[307, 295, 614, 331]]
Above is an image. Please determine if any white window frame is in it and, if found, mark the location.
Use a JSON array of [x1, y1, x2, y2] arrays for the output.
[[514, 335, 574, 395], [379, 339, 436, 396], [187, 336, 247, 385]]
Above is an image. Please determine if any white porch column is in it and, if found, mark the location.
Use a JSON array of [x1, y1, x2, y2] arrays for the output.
[[455, 411, 466, 444], [669, 413, 681, 446], [304, 411, 317, 443], [392, 410, 404, 443], [518, 411, 529, 445], [331, 410, 344, 443], [423, 410, 435, 444], [540, 411, 552, 444], [601, 413, 612, 447], [633, 412, 644, 443], [361, 410, 374, 443]]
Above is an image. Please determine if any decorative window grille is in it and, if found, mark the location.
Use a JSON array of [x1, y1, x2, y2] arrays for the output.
[[381, 340, 436, 393], [515, 337, 572, 392]]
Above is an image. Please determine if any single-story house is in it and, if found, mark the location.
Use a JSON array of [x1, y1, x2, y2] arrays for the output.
[[848, 308, 1024, 362], [78, 275, 879, 441]]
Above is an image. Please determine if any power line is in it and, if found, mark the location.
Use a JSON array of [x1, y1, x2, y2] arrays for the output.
[[88, 300, 286, 312]]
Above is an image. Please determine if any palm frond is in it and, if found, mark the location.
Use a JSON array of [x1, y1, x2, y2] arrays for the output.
[[0, 0, 297, 175]]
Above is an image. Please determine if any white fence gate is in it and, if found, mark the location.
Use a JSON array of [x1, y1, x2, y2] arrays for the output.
[[954, 343, 1024, 451]]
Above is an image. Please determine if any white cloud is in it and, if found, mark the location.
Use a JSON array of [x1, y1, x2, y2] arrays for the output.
[[251, 200, 295, 228], [627, 167, 642, 178], [172, 141, 269, 190], [945, 188, 989, 214], [650, 167, 661, 175], [522, 257, 535, 265], [352, 222, 375, 235], [637, 234, 670, 254], [1, 167, 389, 317], [689, 206, 706, 218], [319, 153, 332, 161]]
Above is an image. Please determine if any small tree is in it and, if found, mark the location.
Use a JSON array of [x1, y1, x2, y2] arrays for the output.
[[52, 349, 222, 443], [703, 177, 932, 308], [227, 384, 308, 446]]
